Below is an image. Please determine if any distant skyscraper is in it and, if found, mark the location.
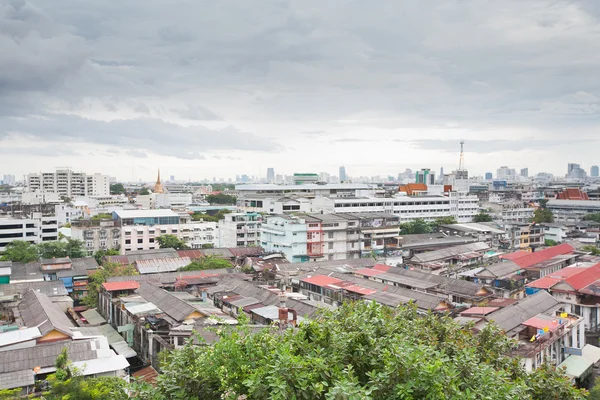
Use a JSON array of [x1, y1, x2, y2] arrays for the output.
[[170, 175, 175, 182], [591, 166, 599, 177], [568, 163, 580, 174], [520, 168, 528, 178], [416, 169, 435, 185], [567, 163, 586, 180], [266, 168, 275, 183], [339, 166, 347, 182], [485, 172, 493, 180]]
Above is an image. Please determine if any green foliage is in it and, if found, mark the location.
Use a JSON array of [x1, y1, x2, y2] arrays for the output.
[[0, 240, 39, 262], [38, 238, 87, 259], [44, 377, 128, 400], [82, 262, 138, 307], [156, 234, 189, 250], [201, 243, 214, 249], [545, 239, 559, 247], [582, 245, 600, 256], [139, 187, 151, 195], [588, 377, 600, 399], [399, 218, 432, 235], [206, 194, 237, 205], [178, 256, 232, 271], [191, 209, 231, 222], [93, 248, 120, 265], [132, 302, 585, 400], [583, 213, 600, 223], [533, 208, 554, 224], [110, 183, 126, 195], [429, 216, 457, 230], [91, 213, 114, 220], [0, 388, 20, 399], [473, 212, 493, 223]]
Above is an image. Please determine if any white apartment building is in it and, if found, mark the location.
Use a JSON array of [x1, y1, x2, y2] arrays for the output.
[[311, 192, 479, 223], [502, 207, 535, 223], [218, 212, 262, 248], [136, 193, 193, 209], [260, 215, 309, 263], [72, 210, 219, 255], [21, 191, 61, 205], [27, 168, 110, 198], [54, 204, 86, 226], [0, 213, 58, 253]]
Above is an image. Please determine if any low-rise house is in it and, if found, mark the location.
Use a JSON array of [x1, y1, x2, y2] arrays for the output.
[[406, 242, 490, 273], [353, 265, 493, 305], [474, 260, 526, 299], [483, 291, 586, 373], [438, 223, 506, 247], [499, 243, 579, 279]]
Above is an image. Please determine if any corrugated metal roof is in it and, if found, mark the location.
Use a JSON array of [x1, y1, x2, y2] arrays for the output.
[[136, 282, 200, 322], [125, 302, 162, 315], [17, 290, 74, 337], [0, 370, 34, 389], [301, 275, 344, 287], [485, 291, 560, 333], [0, 327, 41, 348], [0, 281, 68, 298], [135, 257, 191, 274], [72, 354, 129, 375], [558, 355, 593, 379], [132, 366, 159, 384], [411, 242, 490, 264], [81, 309, 107, 326], [500, 244, 574, 268]]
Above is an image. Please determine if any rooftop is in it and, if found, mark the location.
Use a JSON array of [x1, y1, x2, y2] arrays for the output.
[[500, 244, 575, 269], [236, 183, 374, 191], [17, 290, 74, 337], [114, 209, 179, 218], [102, 281, 141, 292]]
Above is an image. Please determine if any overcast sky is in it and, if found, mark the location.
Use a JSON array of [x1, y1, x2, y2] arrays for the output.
[[2, 0, 600, 182]]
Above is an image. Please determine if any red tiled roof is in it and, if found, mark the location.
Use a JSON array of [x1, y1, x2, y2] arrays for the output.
[[301, 275, 344, 287], [522, 316, 561, 332], [563, 263, 600, 291], [526, 267, 587, 289], [341, 285, 377, 296], [132, 366, 159, 384], [355, 268, 385, 277], [373, 264, 391, 272], [500, 243, 574, 268], [102, 281, 140, 291], [460, 307, 499, 316], [556, 188, 589, 200]]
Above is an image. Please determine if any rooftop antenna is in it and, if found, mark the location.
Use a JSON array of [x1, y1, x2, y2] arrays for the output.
[[458, 140, 465, 171]]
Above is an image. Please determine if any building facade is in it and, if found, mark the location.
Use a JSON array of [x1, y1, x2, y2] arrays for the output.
[[0, 213, 58, 253], [218, 212, 262, 248], [27, 168, 110, 197]]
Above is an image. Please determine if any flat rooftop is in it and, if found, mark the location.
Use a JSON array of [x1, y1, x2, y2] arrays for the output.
[[113, 209, 179, 218], [235, 183, 374, 191]]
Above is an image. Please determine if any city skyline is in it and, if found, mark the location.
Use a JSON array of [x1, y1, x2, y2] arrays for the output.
[[2, 1, 600, 180]]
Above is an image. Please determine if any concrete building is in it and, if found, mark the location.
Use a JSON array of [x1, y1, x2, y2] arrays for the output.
[[591, 166, 599, 178], [547, 199, 600, 222], [0, 214, 58, 253], [218, 212, 262, 248], [2, 175, 15, 186], [266, 168, 275, 183], [71, 219, 121, 255], [54, 204, 86, 226], [520, 168, 529, 178], [497, 166, 517, 181], [339, 166, 347, 182], [20, 191, 61, 205], [501, 206, 535, 223], [292, 173, 319, 185], [260, 215, 309, 262], [416, 169, 435, 185], [27, 168, 110, 198]]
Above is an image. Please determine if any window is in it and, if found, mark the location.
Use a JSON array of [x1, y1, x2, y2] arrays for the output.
[[125, 239, 131, 245], [125, 231, 131, 236], [328, 232, 334, 239], [149, 238, 154, 243], [99, 240, 106, 247], [138, 238, 143, 244], [86, 241, 93, 248], [328, 242, 334, 250]]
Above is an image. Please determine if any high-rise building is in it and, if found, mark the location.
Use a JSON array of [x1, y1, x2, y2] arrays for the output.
[[170, 175, 175, 182], [415, 169, 435, 185], [591, 166, 599, 177], [567, 163, 586, 180], [485, 172, 493, 180], [520, 168, 529, 178], [293, 173, 319, 185], [266, 168, 275, 183], [339, 166, 347, 182], [496, 166, 517, 180], [27, 168, 110, 197], [2, 174, 15, 186], [319, 172, 330, 183]]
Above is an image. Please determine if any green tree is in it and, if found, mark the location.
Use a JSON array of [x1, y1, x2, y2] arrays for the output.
[[588, 377, 600, 400], [533, 208, 554, 224], [399, 218, 432, 235], [93, 248, 120, 265], [582, 245, 600, 256], [191, 209, 231, 222], [429, 216, 457, 231], [0, 388, 20, 399], [133, 302, 585, 400], [156, 234, 189, 250], [473, 212, 493, 223], [110, 183, 126, 195], [583, 213, 600, 223], [0, 240, 39, 262], [38, 238, 86, 259], [45, 348, 127, 400], [91, 213, 114, 220], [206, 194, 237, 205], [201, 243, 214, 249], [545, 239, 559, 247], [178, 256, 232, 271], [82, 262, 138, 308], [139, 187, 151, 195]]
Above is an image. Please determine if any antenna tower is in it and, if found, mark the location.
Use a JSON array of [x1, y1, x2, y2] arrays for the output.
[[458, 140, 465, 171]]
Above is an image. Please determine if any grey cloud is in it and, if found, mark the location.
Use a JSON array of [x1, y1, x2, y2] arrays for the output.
[[0, 113, 280, 159], [410, 139, 599, 153], [133, 103, 150, 114], [171, 105, 222, 121], [126, 149, 148, 158], [0, 145, 79, 156]]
